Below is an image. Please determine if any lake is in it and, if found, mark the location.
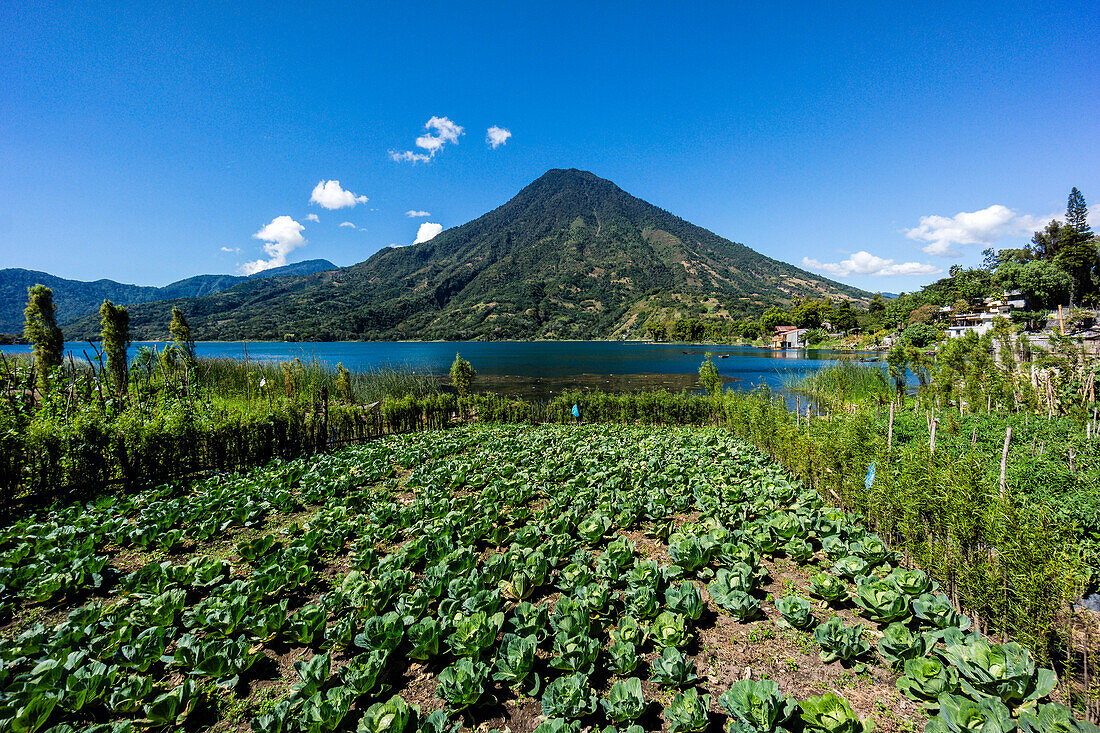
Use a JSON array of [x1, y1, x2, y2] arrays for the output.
[[0, 341, 881, 397]]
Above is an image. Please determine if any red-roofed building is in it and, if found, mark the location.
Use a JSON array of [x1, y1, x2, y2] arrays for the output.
[[771, 325, 808, 349]]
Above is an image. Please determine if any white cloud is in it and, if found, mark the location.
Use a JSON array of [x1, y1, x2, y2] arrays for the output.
[[389, 150, 433, 163], [414, 222, 444, 244], [240, 215, 306, 275], [390, 116, 464, 163], [405, 210, 431, 218], [339, 221, 356, 229], [903, 204, 1059, 257], [309, 180, 368, 209], [305, 213, 320, 222], [802, 251, 943, 278], [486, 125, 512, 149], [220, 246, 240, 253]]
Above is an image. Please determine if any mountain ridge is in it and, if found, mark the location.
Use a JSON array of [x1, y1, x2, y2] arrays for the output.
[[66, 169, 871, 341], [0, 259, 337, 333]]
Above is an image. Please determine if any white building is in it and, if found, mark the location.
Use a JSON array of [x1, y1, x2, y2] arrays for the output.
[[945, 291, 1026, 338]]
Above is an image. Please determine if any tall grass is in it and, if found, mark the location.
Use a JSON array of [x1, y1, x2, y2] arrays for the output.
[[794, 360, 891, 409], [0, 354, 439, 503], [193, 357, 439, 404]]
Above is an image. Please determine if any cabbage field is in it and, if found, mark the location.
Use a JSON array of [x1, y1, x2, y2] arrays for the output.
[[0, 425, 1089, 733]]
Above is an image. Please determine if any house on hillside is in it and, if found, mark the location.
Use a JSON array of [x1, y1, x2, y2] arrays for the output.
[[771, 325, 808, 349], [945, 290, 1027, 338]]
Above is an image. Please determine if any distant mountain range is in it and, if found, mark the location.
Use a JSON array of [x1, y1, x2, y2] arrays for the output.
[[45, 169, 869, 342], [0, 259, 337, 333]]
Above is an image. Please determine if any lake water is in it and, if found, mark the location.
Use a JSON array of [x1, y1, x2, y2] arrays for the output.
[[0, 341, 882, 397]]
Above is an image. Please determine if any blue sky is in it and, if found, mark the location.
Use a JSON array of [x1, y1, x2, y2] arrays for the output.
[[2, 1, 1098, 295]]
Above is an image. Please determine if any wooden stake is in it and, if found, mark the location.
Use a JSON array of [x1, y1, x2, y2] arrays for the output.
[[888, 402, 895, 452], [930, 418, 939, 454], [1000, 425, 1012, 497]]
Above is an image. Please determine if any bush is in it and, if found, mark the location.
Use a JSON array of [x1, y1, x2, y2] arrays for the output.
[[901, 322, 941, 347], [803, 328, 827, 345], [450, 353, 475, 397], [698, 354, 721, 397]]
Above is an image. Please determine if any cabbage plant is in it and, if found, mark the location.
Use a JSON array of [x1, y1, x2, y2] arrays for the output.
[[600, 677, 647, 722], [813, 617, 870, 664], [650, 647, 698, 687], [886, 568, 934, 598], [853, 582, 910, 624], [651, 611, 690, 648], [717, 679, 797, 733], [550, 631, 600, 673], [809, 573, 849, 605], [447, 611, 504, 658], [938, 637, 1057, 710], [665, 581, 704, 620], [665, 688, 710, 733], [798, 692, 872, 733], [775, 596, 815, 630], [912, 593, 970, 632], [1018, 702, 1100, 733], [877, 622, 934, 669], [608, 640, 641, 675], [541, 673, 596, 719], [494, 633, 537, 688], [896, 657, 959, 709], [358, 694, 413, 733], [436, 658, 490, 710], [925, 693, 1013, 733]]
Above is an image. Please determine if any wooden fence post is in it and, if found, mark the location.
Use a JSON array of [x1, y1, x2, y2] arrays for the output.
[[320, 385, 329, 450], [887, 402, 894, 452], [999, 425, 1012, 497], [930, 418, 938, 454]]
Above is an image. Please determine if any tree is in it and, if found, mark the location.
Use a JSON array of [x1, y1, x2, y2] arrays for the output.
[[169, 308, 196, 365], [739, 321, 763, 340], [1031, 219, 1071, 261], [908, 303, 940, 325], [792, 299, 831, 329], [1067, 187, 1093, 237], [450, 353, 475, 397], [868, 294, 886, 313], [759, 307, 792, 334], [336, 362, 354, 403], [993, 259, 1071, 309], [23, 284, 64, 393], [644, 320, 667, 342], [985, 245, 1036, 269], [698, 353, 722, 397], [831, 299, 858, 331], [803, 328, 827, 345], [901, 322, 941, 347], [885, 343, 908, 404], [99, 299, 130, 397], [1056, 187, 1095, 302]]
